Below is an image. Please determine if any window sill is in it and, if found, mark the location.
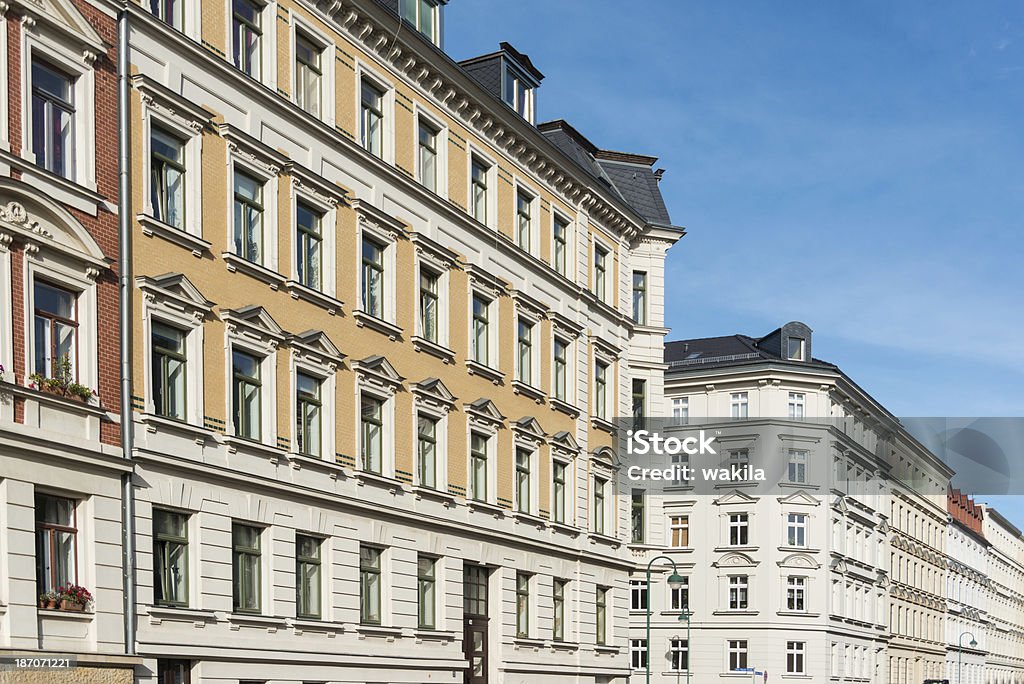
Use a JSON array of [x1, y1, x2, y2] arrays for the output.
[[465, 359, 504, 385], [713, 545, 759, 553], [9, 155, 104, 216], [778, 545, 820, 554], [467, 499, 507, 518], [712, 610, 759, 616], [413, 628, 457, 643], [511, 380, 546, 404], [512, 511, 547, 529], [411, 484, 458, 506], [284, 280, 343, 315], [550, 521, 581, 537], [549, 397, 580, 417], [551, 640, 580, 651], [37, 608, 94, 621], [777, 610, 820, 618], [588, 532, 622, 548], [353, 310, 403, 340], [355, 470, 402, 493], [590, 416, 617, 434], [355, 624, 402, 639], [222, 252, 287, 289], [139, 413, 216, 445], [513, 637, 547, 649], [12, 383, 104, 414], [411, 336, 456, 363], [222, 435, 287, 463], [138, 214, 211, 257], [594, 644, 621, 655], [227, 613, 287, 631], [287, 617, 346, 634], [145, 605, 218, 625]]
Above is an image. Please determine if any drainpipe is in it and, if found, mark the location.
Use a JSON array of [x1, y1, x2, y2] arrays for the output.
[[117, 5, 136, 657]]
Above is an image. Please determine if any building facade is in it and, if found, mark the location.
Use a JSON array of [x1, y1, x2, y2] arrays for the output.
[[0, 0, 134, 681], [123, 0, 681, 683], [981, 507, 1024, 684], [629, 322, 954, 684], [945, 489, 989, 684]]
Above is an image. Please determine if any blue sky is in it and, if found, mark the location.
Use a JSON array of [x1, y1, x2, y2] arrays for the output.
[[446, 1, 1024, 523]]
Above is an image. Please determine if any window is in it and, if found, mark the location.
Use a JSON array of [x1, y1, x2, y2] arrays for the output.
[[594, 361, 608, 420], [787, 641, 805, 674], [788, 449, 807, 484], [553, 338, 568, 401], [157, 660, 191, 684], [672, 397, 688, 425], [35, 494, 76, 593], [417, 414, 438, 489], [417, 555, 436, 629], [729, 575, 748, 610], [552, 460, 567, 524], [593, 245, 608, 300], [671, 453, 689, 486], [515, 449, 531, 513], [553, 215, 568, 275], [361, 237, 385, 318], [670, 638, 689, 672], [728, 449, 749, 479], [416, 269, 440, 343], [788, 392, 805, 419], [33, 281, 77, 380], [295, 534, 321, 619], [399, 0, 437, 43], [360, 80, 384, 158], [232, 0, 262, 78], [632, 271, 647, 324], [31, 60, 75, 178], [471, 295, 490, 365], [730, 392, 748, 419], [595, 586, 608, 645], [470, 432, 488, 502], [470, 156, 489, 224], [360, 395, 383, 473], [149, 0, 182, 28], [631, 491, 645, 544], [592, 477, 606, 534], [632, 379, 646, 429], [232, 523, 261, 613], [669, 515, 689, 548], [503, 67, 533, 121], [552, 579, 567, 641], [463, 564, 488, 617], [149, 322, 187, 420], [516, 189, 532, 252], [150, 126, 185, 229], [728, 513, 749, 546], [515, 572, 530, 637], [153, 509, 188, 606], [233, 170, 264, 263], [630, 639, 648, 670], [787, 576, 806, 611], [295, 202, 322, 290], [787, 337, 805, 361], [630, 579, 648, 611], [295, 372, 321, 457], [417, 119, 439, 192], [295, 33, 321, 116], [359, 545, 382, 624], [516, 318, 533, 384], [787, 513, 808, 547], [231, 350, 261, 440], [670, 577, 689, 611], [729, 640, 748, 671]]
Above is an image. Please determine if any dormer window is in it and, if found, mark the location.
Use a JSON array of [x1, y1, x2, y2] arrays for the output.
[[787, 337, 805, 361], [503, 67, 533, 121], [400, 0, 439, 45]]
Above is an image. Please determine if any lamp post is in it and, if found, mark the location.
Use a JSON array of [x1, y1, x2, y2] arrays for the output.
[[958, 631, 977, 684], [678, 608, 693, 684], [646, 555, 686, 684]]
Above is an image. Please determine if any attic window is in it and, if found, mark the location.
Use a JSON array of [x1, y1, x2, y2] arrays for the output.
[[503, 67, 533, 122], [787, 337, 805, 361], [400, 0, 438, 45]]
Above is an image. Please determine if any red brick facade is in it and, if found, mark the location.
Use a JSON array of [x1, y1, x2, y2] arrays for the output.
[[948, 487, 984, 538]]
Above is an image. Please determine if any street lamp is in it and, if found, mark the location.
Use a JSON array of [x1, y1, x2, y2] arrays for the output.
[[646, 555, 685, 684], [958, 631, 977, 684], [677, 608, 693, 684]]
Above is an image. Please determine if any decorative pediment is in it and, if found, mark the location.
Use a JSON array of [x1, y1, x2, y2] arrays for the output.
[[591, 445, 618, 468], [779, 553, 821, 570], [465, 398, 506, 430], [352, 199, 407, 241], [511, 290, 549, 321], [0, 181, 107, 270], [133, 75, 212, 134], [412, 377, 457, 413], [221, 306, 287, 346], [550, 430, 580, 457], [136, 273, 213, 321], [876, 571, 890, 588], [592, 335, 622, 361], [715, 552, 757, 568], [13, 0, 106, 55], [831, 495, 848, 513], [289, 330, 345, 371], [549, 311, 583, 339], [830, 557, 848, 574], [410, 232, 461, 271], [220, 123, 288, 176], [465, 264, 509, 300], [877, 518, 890, 535], [778, 491, 821, 507], [287, 161, 348, 207], [713, 490, 759, 506], [353, 355, 404, 394], [511, 416, 546, 448]]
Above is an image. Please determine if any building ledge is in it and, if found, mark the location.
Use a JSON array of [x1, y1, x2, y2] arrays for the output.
[[283, 280, 343, 315], [549, 521, 580, 537], [138, 413, 216, 444], [590, 416, 617, 434], [222, 252, 286, 289], [512, 511, 547, 529], [411, 335, 456, 363], [413, 628, 457, 643], [353, 310, 403, 340], [287, 617, 346, 634], [411, 484, 458, 506], [145, 605, 218, 625], [227, 613, 287, 632], [138, 214, 211, 257], [511, 380, 546, 404], [550, 640, 579, 651], [594, 645, 621, 655], [776, 610, 821, 618], [37, 608, 93, 621], [549, 397, 580, 417], [355, 470, 402, 493], [222, 435, 287, 462], [467, 499, 507, 518], [355, 624, 402, 640], [589, 532, 622, 549], [712, 610, 760, 616], [465, 359, 504, 385], [513, 637, 547, 650]]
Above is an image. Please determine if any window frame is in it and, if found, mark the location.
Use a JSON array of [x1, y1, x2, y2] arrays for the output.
[[730, 392, 749, 419], [787, 448, 808, 484], [595, 585, 608, 646], [417, 554, 438, 629], [230, 0, 268, 81], [552, 336, 569, 402], [592, 475, 607, 534], [468, 148, 497, 228], [728, 512, 750, 546], [786, 575, 806, 612], [728, 639, 749, 671], [630, 638, 648, 671], [35, 493, 78, 594], [355, 64, 394, 163], [514, 182, 537, 255], [359, 544, 383, 625], [469, 430, 491, 503], [632, 270, 647, 324], [515, 571, 531, 638], [414, 106, 447, 197], [786, 512, 808, 548], [552, 578, 567, 642], [153, 508, 190, 608], [224, 143, 281, 273], [728, 575, 749, 610], [786, 641, 806, 674], [295, 533, 323, 619], [231, 522, 262, 614], [151, 320, 189, 421], [25, 262, 98, 393], [592, 241, 609, 302], [670, 638, 689, 672], [788, 391, 806, 419], [551, 211, 572, 278], [593, 359, 609, 420], [669, 514, 690, 548]]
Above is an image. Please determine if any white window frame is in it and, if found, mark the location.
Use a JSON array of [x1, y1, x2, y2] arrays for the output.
[[0, 235, 11, 388], [502, 62, 535, 123], [727, 512, 749, 546], [513, 179, 538, 256], [787, 449, 808, 484], [467, 288, 498, 371], [550, 456, 573, 525], [413, 407, 447, 490], [786, 575, 806, 612], [551, 209, 573, 279], [728, 575, 749, 610], [466, 427, 497, 505], [225, 333, 277, 446], [290, 14, 335, 126], [139, 83, 205, 240], [630, 638, 648, 671], [142, 297, 205, 426], [355, 218, 398, 325], [669, 637, 689, 672], [592, 238, 610, 303], [412, 241, 454, 350], [467, 146, 497, 229], [514, 313, 539, 388], [226, 143, 280, 271], [669, 514, 690, 548], [355, 62, 394, 164], [787, 512, 808, 548], [550, 334, 572, 404], [289, 170, 339, 298], [593, 356, 612, 421], [413, 105, 447, 198], [728, 639, 748, 671], [227, 0, 277, 88], [788, 392, 806, 419], [787, 641, 806, 674], [357, 387, 393, 477], [591, 472, 610, 535], [671, 396, 689, 425], [629, 579, 648, 612], [291, 355, 336, 461], [512, 440, 539, 516], [730, 392, 748, 419]]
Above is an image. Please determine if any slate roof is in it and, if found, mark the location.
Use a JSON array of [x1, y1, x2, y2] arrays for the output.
[[665, 333, 836, 371], [596, 156, 672, 226]]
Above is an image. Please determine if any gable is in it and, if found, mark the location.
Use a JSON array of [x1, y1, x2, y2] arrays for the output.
[[15, 0, 106, 54], [290, 329, 345, 369]]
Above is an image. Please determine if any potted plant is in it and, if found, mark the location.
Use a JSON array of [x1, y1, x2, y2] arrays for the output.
[[58, 584, 93, 612], [28, 356, 94, 403], [38, 590, 59, 609]]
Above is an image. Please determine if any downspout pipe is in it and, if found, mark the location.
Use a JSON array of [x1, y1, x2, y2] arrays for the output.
[[117, 4, 136, 658]]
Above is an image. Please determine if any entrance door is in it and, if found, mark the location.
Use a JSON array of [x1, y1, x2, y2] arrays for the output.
[[463, 564, 489, 684]]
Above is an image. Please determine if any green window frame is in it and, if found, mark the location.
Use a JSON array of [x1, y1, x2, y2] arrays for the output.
[[470, 432, 488, 502], [361, 237, 385, 318], [471, 295, 490, 365], [150, 125, 185, 229], [417, 554, 436, 629], [553, 338, 567, 401], [295, 534, 321, 619], [516, 189, 532, 251], [553, 215, 568, 275], [419, 269, 439, 342], [515, 449, 531, 513], [360, 80, 384, 158], [295, 32, 321, 116], [552, 578, 567, 641], [360, 545, 382, 625], [296, 372, 321, 457], [417, 414, 437, 489], [296, 202, 322, 290], [471, 157, 488, 224], [516, 318, 532, 384], [231, 350, 261, 440], [552, 461, 566, 524], [153, 509, 188, 607], [595, 585, 608, 645], [515, 571, 530, 638], [152, 321, 186, 420], [232, 523, 261, 613], [360, 395, 383, 473], [232, 169, 263, 263], [632, 271, 647, 324]]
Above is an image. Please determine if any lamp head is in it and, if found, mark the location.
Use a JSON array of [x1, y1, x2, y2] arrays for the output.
[[970, 638, 978, 647], [667, 573, 685, 590]]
